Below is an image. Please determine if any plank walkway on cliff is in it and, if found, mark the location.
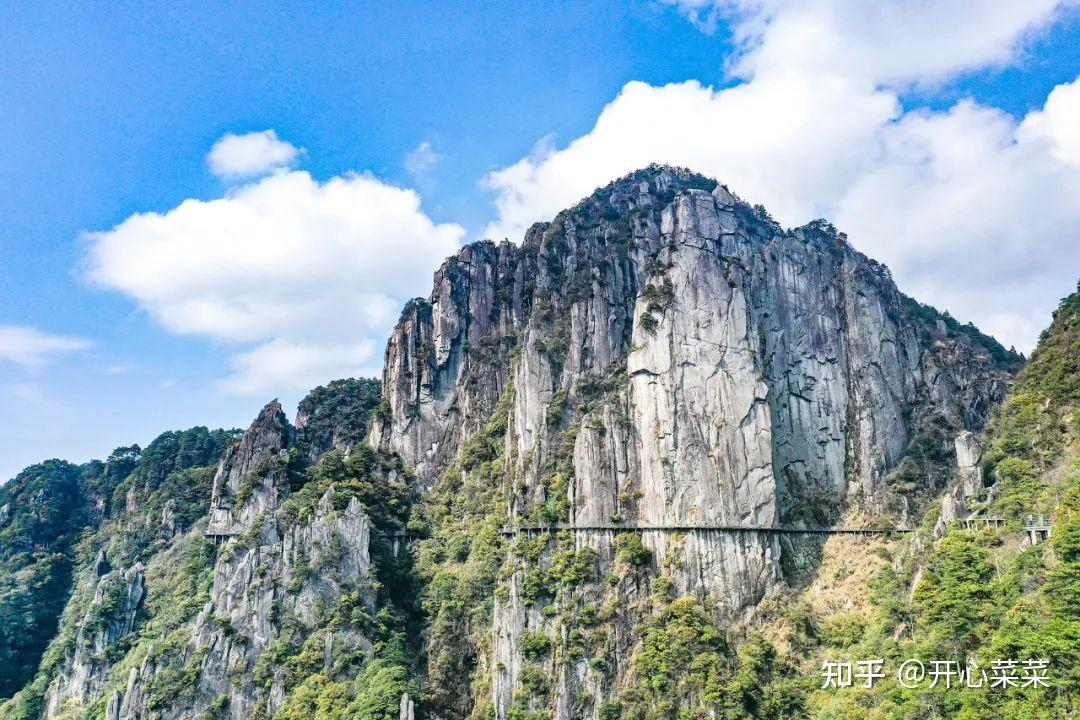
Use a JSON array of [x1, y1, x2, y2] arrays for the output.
[[496, 523, 912, 537]]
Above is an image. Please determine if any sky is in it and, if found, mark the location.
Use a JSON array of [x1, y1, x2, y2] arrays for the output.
[[1, 1, 1078, 483]]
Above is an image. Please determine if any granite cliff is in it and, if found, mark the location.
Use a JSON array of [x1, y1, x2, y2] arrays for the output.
[[369, 166, 1017, 718], [0, 167, 1027, 720]]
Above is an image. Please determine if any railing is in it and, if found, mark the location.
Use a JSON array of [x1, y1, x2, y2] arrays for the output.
[[1024, 514, 1053, 530], [498, 523, 911, 537], [960, 516, 1004, 530]]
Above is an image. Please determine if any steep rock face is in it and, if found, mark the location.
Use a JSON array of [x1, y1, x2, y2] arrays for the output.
[[206, 402, 294, 537], [935, 431, 986, 536], [4, 385, 394, 720], [0, 166, 1022, 720], [103, 407, 380, 720], [182, 489, 374, 720], [1, 429, 238, 706], [44, 560, 146, 718], [370, 240, 527, 486], [375, 166, 1015, 718]]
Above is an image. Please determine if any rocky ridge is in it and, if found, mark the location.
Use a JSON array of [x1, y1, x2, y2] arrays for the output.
[[370, 166, 1017, 718], [0, 167, 1023, 720]]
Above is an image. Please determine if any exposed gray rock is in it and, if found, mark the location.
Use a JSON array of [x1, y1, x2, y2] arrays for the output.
[[370, 240, 525, 488], [105, 487, 375, 720], [935, 430, 985, 537], [400, 692, 415, 720], [189, 487, 374, 719], [24, 166, 1014, 720], [372, 166, 1014, 719], [955, 430, 983, 497], [44, 562, 146, 718], [206, 401, 294, 537], [160, 499, 177, 536]]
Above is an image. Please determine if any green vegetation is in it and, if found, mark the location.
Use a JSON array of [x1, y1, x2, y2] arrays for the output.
[[614, 532, 653, 568], [796, 284, 1080, 719], [610, 597, 806, 720], [0, 460, 85, 698], [901, 294, 1025, 371], [413, 384, 512, 718], [638, 277, 674, 334], [0, 426, 235, 703], [1, 211, 1075, 720], [0, 378, 421, 720], [296, 378, 383, 461]]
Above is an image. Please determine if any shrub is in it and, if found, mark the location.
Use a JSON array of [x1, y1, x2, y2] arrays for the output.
[[520, 630, 551, 659], [614, 533, 652, 568]]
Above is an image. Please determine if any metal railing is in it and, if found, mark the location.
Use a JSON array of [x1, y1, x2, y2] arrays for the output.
[[498, 522, 910, 537], [1024, 514, 1053, 530]]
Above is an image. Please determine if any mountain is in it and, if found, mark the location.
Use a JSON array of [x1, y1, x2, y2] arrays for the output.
[[0, 429, 237, 703], [368, 165, 1019, 718], [3, 166, 1069, 720]]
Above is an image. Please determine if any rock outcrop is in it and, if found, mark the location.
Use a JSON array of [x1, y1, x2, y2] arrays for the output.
[[371, 166, 1016, 718], [1, 165, 1022, 720], [185, 487, 374, 720], [101, 405, 380, 720], [206, 401, 294, 537], [295, 378, 383, 463], [44, 562, 146, 718], [934, 430, 988, 537]]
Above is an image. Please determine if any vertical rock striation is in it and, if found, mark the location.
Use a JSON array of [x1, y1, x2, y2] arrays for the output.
[[44, 560, 146, 718], [373, 166, 1015, 718], [206, 401, 294, 538], [104, 397, 381, 720], [3, 165, 1019, 720]]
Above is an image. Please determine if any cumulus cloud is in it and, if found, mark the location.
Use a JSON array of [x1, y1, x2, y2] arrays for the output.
[[207, 130, 302, 179], [834, 99, 1080, 348], [483, 77, 897, 239], [0, 326, 92, 366], [220, 338, 378, 396], [672, 0, 1064, 85], [405, 141, 443, 180], [483, 0, 1078, 352], [1018, 76, 1080, 166], [85, 166, 464, 395]]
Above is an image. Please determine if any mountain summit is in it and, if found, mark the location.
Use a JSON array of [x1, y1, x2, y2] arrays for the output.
[[0, 167, 1037, 720]]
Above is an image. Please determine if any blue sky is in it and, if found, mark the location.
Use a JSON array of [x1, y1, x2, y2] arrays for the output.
[[1, 1, 1078, 482]]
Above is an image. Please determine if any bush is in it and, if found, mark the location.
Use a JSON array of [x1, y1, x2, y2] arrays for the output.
[[817, 612, 866, 647], [520, 630, 551, 659], [614, 533, 653, 568]]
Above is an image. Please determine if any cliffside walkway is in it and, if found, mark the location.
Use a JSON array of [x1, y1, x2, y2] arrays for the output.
[[497, 523, 911, 537]]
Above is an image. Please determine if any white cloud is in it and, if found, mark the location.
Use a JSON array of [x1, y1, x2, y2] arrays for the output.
[[834, 99, 1080, 350], [207, 130, 302, 179], [721, 0, 1058, 85], [85, 167, 464, 395], [405, 141, 442, 179], [219, 338, 378, 396], [1018, 76, 1080, 167], [483, 76, 897, 240], [0, 325, 92, 366], [483, 1, 1078, 352], [667, 0, 1063, 85]]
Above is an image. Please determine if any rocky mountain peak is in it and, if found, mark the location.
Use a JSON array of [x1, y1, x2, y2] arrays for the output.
[[205, 400, 293, 537], [0, 168, 1041, 720]]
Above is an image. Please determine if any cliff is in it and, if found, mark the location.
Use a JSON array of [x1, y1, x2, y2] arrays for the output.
[[0, 167, 1034, 720], [370, 166, 1018, 718]]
